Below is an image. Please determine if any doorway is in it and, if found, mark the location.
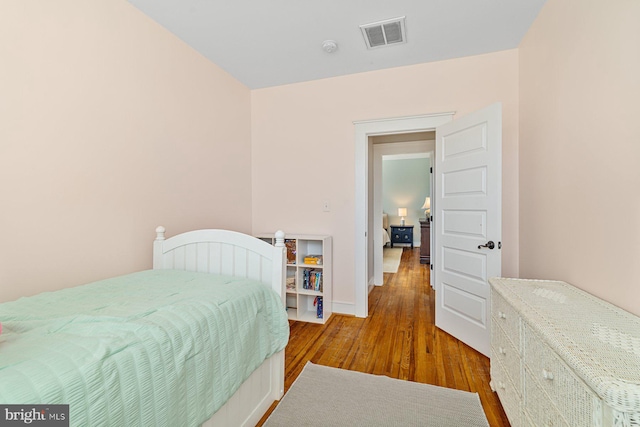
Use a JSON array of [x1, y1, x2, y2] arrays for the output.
[[372, 136, 434, 288], [353, 113, 454, 318], [354, 105, 502, 358]]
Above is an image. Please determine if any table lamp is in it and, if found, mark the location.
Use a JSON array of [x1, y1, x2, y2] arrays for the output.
[[398, 207, 407, 226], [421, 197, 431, 220]]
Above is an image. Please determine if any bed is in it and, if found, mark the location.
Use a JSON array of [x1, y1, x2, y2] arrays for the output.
[[382, 213, 391, 246], [0, 226, 289, 427]]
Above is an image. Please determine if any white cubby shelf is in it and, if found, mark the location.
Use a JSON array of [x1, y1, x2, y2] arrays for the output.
[[257, 234, 332, 324]]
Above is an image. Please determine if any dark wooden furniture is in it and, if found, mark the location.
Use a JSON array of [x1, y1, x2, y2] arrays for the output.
[[390, 225, 414, 248], [419, 219, 430, 264]]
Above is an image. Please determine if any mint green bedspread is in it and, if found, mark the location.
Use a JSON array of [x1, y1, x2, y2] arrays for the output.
[[0, 270, 289, 426]]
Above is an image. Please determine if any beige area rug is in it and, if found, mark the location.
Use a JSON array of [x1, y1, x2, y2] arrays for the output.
[[264, 362, 489, 427], [383, 247, 403, 273]]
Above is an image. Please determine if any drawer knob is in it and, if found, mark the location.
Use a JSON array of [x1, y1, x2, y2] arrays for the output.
[[498, 381, 506, 390], [542, 369, 554, 380], [499, 311, 507, 319], [499, 346, 507, 355]]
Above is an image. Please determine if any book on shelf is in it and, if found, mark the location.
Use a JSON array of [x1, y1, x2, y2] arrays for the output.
[[302, 269, 323, 292], [314, 296, 323, 319]]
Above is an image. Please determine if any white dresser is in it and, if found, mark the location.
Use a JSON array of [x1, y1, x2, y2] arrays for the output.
[[489, 278, 640, 427]]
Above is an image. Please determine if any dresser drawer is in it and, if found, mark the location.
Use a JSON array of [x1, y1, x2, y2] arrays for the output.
[[490, 278, 640, 427], [523, 323, 599, 427], [522, 411, 537, 427], [492, 321, 523, 393], [492, 358, 522, 427], [492, 290, 521, 351], [523, 369, 570, 427], [392, 229, 412, 241]]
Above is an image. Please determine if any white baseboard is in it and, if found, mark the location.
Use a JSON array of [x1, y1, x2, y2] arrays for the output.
[[331, 301, 355, 316]]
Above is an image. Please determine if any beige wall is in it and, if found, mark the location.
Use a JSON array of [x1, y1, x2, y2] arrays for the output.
[[13, 0, 633, 318], [251, 50, 519, 311], [0, 0, 252, 302], [519, 0, 640, 315]]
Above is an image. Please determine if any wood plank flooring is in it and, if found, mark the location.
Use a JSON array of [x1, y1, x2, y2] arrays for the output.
[[258, 247, 510, 426]]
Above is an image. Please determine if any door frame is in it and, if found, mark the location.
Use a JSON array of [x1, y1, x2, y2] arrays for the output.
[[428, 148, 435, 289], [354, 112, 454, 318]]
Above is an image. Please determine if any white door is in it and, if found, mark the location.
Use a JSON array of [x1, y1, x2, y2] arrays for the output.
[[434, 103, 502, 357]]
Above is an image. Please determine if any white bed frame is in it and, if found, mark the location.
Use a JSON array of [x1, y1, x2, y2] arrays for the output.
[[153, 226, 287, 427]]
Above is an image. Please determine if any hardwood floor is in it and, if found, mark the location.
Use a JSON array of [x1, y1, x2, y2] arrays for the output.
[[258, 247, 510, 426]]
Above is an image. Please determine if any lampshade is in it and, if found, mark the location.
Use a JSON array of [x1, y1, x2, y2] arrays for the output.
[[421, 197, 431, 210], [397, 208, 407, 217]]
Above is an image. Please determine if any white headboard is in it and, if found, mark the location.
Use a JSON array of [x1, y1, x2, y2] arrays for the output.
[[153, 226, 286, 299]]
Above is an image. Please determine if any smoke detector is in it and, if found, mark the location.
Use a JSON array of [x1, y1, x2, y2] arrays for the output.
[[360, 17, 407, 49], [322, 40, 338, 53]]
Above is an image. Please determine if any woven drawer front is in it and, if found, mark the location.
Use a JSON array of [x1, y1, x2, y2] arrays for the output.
[[524, 323, 599, 427], [493, 358, 522, 427], [492, 321, 522, 392], [492, 290, 521, 351], [523, 369, 570, 427], [523, 411, 539, 427]]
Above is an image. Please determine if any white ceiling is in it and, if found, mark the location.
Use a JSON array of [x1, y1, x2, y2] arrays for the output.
[[127, 0, 547, 89]]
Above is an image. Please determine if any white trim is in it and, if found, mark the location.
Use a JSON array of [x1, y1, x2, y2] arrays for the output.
[[353, 112, 455, 126], [383, 152, 430, 160], [428, 149, 435, 289], [354, 113, 454, 318], [331, 301, 356, 316]]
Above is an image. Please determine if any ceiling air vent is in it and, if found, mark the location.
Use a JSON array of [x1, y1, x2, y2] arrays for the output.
[[360, 17, 406, 49]]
